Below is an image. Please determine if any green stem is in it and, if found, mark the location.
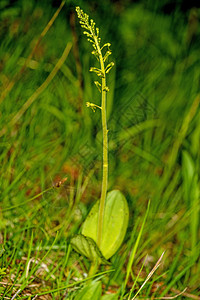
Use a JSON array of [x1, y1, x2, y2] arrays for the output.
[[94, 37, 108, 247], [88, 261, 99, 278]]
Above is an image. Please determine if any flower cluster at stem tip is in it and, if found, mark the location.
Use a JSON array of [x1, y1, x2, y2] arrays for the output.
[[75, 6, 114, 111]]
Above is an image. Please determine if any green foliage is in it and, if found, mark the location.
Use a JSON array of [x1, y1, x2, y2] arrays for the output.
[[70, 234, 109, 265], [71, 190, 129, 266], [71, 7, 129, 275], [182, 150, 199, 255], [0, 0, 200, 298], [0, 268, 6, 276], [74, 281, 102, 300], [82, 190, 129, 260]]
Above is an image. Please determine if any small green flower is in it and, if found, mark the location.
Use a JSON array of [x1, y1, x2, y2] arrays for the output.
[[86, 102, 102, 112]]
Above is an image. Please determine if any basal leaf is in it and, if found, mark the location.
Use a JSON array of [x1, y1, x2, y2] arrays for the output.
[[82, 190, 129, 259], [70, 234, 110, 265], [74, 281, 102, 300]]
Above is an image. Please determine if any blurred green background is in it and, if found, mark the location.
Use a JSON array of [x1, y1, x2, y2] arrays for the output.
[[0, 0, 200, 298]]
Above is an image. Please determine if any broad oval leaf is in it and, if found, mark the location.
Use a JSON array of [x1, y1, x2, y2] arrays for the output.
[[70, 234, 110, 265], [82, 190, 129, 259], [74, 281, 102, 300]]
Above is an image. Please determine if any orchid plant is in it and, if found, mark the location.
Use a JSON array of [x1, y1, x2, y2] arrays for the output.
[[71, 7, 129, 277]]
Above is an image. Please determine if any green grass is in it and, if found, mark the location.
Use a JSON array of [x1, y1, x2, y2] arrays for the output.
[[0, 0, 200, 299]]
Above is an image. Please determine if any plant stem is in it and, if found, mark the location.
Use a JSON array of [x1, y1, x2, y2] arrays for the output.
[[94, 37, 108, 247], [76, 6, 111, 248], [88, 261, 99, 278]]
